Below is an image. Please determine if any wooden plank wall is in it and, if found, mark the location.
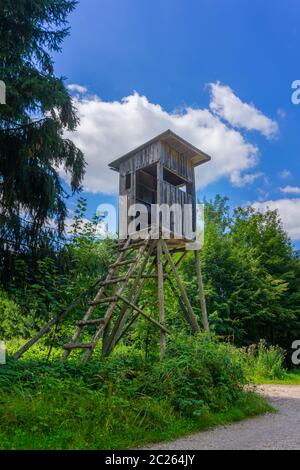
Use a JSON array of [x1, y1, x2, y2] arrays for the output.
[[161, 142, 193, 181], [119, 142, 160, 176], [119, 140, 193, 182], [162, 180, 193, 207], [162, 180, 195, 238]]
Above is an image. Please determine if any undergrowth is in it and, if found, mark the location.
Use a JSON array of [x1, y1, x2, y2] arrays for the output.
[[0, 335, 273, 450]]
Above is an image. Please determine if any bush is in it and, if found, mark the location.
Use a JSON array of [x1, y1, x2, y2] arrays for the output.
[[137, 334, 246, 416]]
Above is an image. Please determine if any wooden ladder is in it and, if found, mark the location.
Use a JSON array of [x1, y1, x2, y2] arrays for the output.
[[61, 235, 162, 363]]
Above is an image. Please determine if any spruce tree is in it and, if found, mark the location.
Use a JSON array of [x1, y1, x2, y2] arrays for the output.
[[0, 0, 85, 250]]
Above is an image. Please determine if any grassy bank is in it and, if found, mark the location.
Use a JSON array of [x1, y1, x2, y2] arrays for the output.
[[0, 387, 272, 450], [0, 335, 273, 450], [252, 370, 300, 385]]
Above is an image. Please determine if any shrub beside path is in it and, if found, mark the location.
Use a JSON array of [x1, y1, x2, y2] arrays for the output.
[[146, 385, 300, 450]]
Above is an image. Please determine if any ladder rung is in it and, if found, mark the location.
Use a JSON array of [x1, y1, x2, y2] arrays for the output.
[[76, 319, 106, 326], [118, 239, 136, 247], [89, 297, 117, 306], [63, 342, 94, 350], [130, 274, 167, 279], [110, 257, 139, 268], [119, 241, 146, 252], [99, 276, 127, 286]]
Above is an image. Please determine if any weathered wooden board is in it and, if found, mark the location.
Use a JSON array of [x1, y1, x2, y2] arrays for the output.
[[119, 142, 160, 176], [160, 142, 193, 181]]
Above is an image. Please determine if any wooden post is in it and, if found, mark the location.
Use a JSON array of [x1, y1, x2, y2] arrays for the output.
[[195, 250, 210, 337], [117, 295, 170, 334], [106, 272, 153, 353], [162, 240, 200, 334], [157, 239, 166, 359], [102, 241, 156, 356], [166, 277, 195, 331], [82, 237, 151, 364], [102, 322, 111, 356]]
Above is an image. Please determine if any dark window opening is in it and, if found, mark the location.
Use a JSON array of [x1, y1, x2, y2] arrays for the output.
[[125, 173, 131, 190], [136, 164, 157, 205], [170, 211, 174, 233], [163, 167, 192, 194], [135, 164, 157, 228]]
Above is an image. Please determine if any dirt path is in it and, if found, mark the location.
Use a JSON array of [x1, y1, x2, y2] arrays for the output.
[[146, 385, 300, 450]]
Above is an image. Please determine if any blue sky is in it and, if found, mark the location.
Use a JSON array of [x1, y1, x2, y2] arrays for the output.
[[54, 0, 300, 242]]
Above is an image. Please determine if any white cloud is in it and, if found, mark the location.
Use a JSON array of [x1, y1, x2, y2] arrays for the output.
[[210, 83, 278, 138], [252, 199, 300, 241], [64, 84, 276, 194], [279, 169, 292, 179], [231, 171, 264, 188], [68, 84, 88, 94], [277, 108, 286, 119], [257, 187, 270, 200], [280, 186, 300, 195]]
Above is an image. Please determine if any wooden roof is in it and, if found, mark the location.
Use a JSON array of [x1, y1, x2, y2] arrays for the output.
[[109, 129, 211, 171]]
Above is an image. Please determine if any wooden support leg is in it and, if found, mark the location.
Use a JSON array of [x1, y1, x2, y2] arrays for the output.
[[195, 250, 210, 338], [102, 322, 111, 356], [102, 241, 156, 356], [157, 239, 166, 359], [103, 261, 156, 356], [117, 295, 170, 334], [162, 240, 200, 334], [81, 237, 152, 364], [106, 244, 159, 353], [166, 277, 195, 331], [109, 260, 158, 351]]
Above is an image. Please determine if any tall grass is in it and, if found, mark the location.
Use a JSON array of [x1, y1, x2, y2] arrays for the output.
[[240, 340, 286, 381]]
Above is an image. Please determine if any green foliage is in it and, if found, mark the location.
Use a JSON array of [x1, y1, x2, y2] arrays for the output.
[[11, 258, 67, 321], [0, 336, 273, 450], [240, 340, 286, 381], [0, 0, 85, 275], [0, 198, 116, 343], [142, 334, 246, 417], [0, 291, 27, 338], [181, 196, 300, 353]]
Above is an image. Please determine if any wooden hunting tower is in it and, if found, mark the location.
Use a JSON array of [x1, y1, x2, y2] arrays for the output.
[[14, 130, 212, 364], [109, 129, 211, 243]]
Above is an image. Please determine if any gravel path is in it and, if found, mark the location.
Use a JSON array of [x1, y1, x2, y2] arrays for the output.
[[146, 385, 300, 450]]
